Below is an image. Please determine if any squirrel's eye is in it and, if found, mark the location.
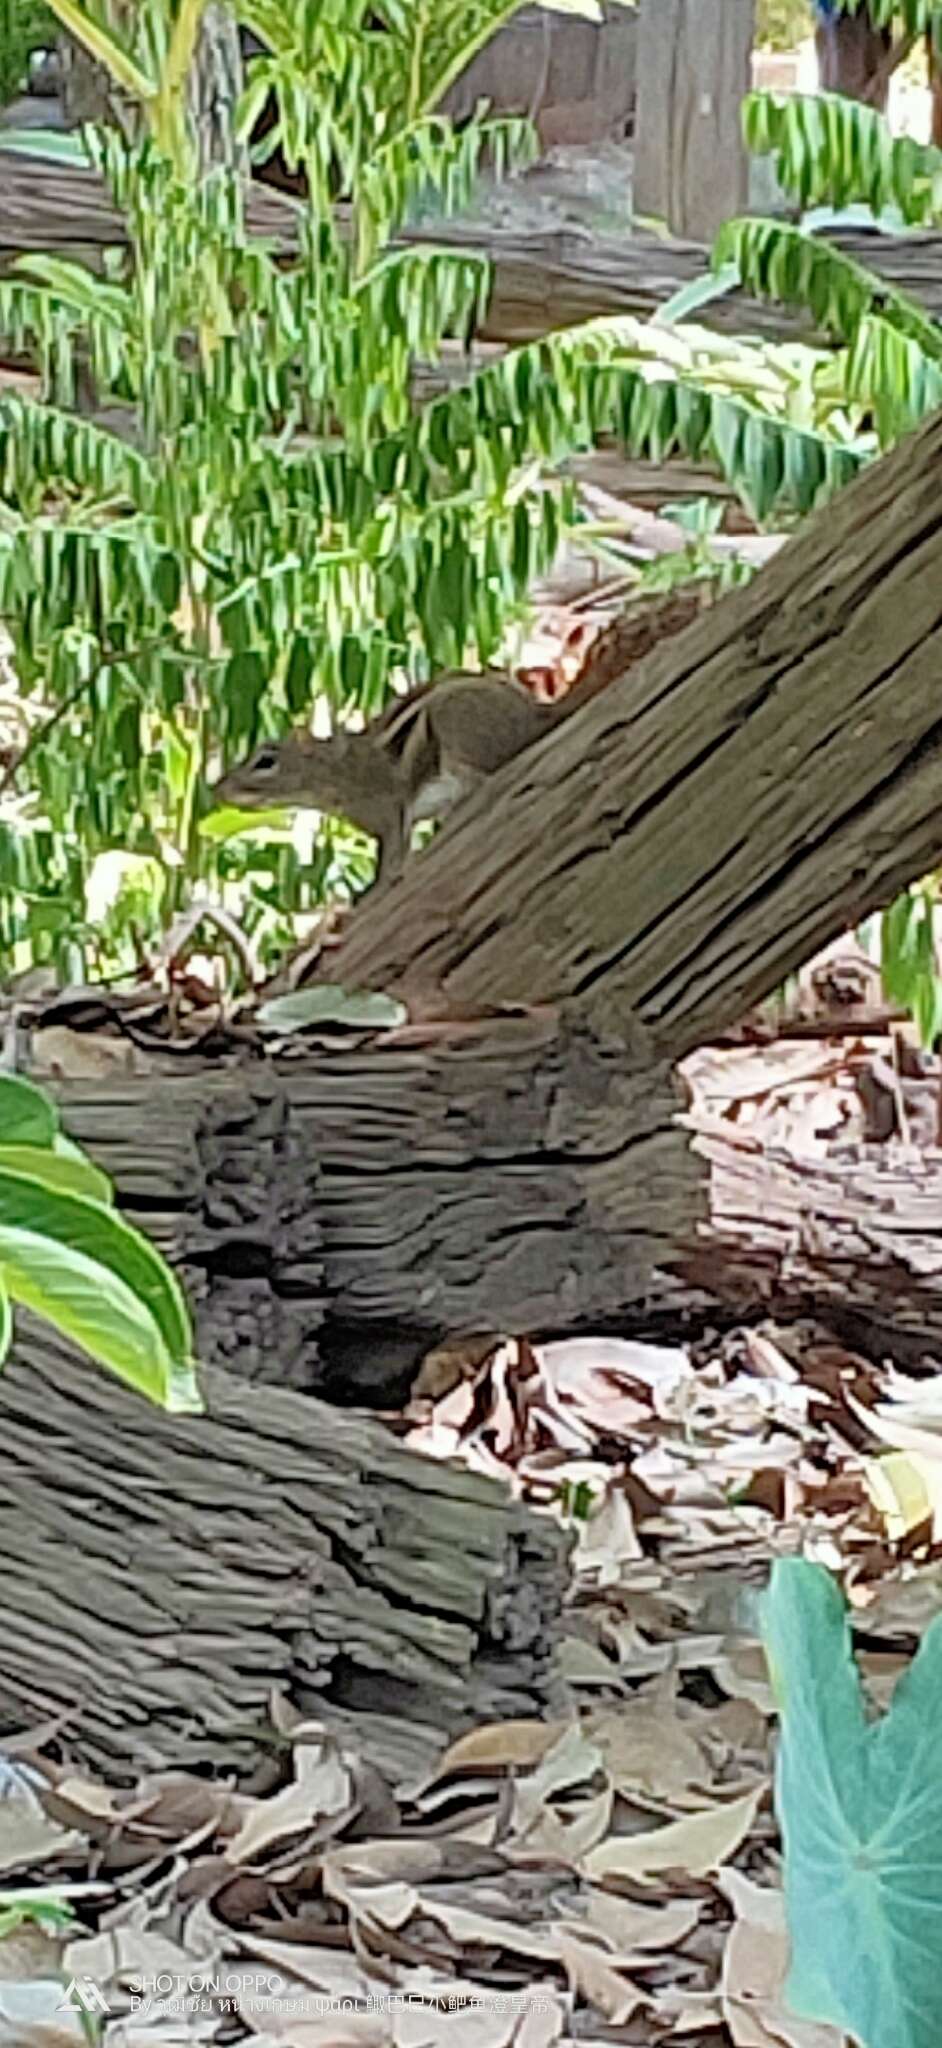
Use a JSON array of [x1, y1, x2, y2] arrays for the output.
[[251, 747, 278, 773]]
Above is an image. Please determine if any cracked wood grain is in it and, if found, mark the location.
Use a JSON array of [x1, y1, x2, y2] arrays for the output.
[[325, 408, 942, 1056]]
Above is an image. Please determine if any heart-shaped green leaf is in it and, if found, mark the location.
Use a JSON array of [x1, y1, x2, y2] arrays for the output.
[[762, 1557, 942, 2048]]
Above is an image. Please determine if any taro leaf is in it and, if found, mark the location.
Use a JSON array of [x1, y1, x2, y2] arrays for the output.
[[762, 1557, 942, 2048], [0, 1225, 201, 1413], [0, 1074, 59, 1148], [256, 987, 407, 1033]]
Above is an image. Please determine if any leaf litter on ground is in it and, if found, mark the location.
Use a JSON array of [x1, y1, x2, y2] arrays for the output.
[[3, 958, 942, 2042]]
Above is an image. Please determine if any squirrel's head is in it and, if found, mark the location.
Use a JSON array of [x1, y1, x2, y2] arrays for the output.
[[212, 725, 363, 811]]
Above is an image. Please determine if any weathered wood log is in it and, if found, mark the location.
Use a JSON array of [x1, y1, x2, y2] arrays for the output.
[[325, 405, 942, 1057], [685, 1117, 942, 1364], [14, 408, 942, 1392], [0, 1315, 568, 1784], [4, 152, 942, 344], [33, 1028, 942, 1397]]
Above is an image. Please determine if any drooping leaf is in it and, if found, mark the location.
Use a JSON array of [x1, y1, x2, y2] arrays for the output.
[[0, 1167, 192, 1369], [743, 89, 942, 226], [0, 1223, 200, 1411], [713, 217, 942, 362], [0, 1144, 113, 1209]]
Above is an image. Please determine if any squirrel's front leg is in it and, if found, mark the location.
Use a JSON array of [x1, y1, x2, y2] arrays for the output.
[[373, 803, 408, 889]]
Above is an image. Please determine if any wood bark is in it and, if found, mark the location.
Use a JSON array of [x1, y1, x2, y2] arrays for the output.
[[322, 408, 942, 1058], [5, 156, 942, 347], [0, 1316, 567, 1784], [634, 0, 755, 242]]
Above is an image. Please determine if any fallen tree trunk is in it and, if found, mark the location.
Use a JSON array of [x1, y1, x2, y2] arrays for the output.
[[327, 406, 942, 1054], [0, 1320, 567, 1783], [4, 154, 942, 343], [42, 1033, 942, 1398], [18, 406, 942, 1388], [8, 326, 942, 1788]]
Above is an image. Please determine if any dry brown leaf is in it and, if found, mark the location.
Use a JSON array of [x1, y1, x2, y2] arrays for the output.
[[865, 1450, 942, 1540], [53, 1777, 125, 1823], [584, 1783, 765, 1885], [580, 1888, 701, 1954], [226, 1736, 353, 1864], [712, 1643, 776, 1717], [323, 1841, 451, 1891], [509, 1784, 614, 1862], [573, 1488, 642, 1580], [720, 1874, 843, 2047], [0, 1785, 82, 1875], [430, 1721, 566, 1782], [64, 1925, 217, 1999], [585, 1700, 712, 1811], [557, 1931, 646, 2024]]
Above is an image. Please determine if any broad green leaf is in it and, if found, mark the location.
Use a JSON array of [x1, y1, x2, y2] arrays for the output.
[[762, 1557, 942, 2048], [0, 1145, 113, 1209], [54, 1135, 114, 1201], [0, 1224, 200, 1411], [0, 1168, 192, 1368], [257, 987, 408, 1032], [0, 1075, 59, 1148]]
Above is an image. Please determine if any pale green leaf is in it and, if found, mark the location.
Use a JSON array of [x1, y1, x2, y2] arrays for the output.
[[0, 1145, 113, 1209], [257, 987, 408, 1033], [0, 131, 90, 166], [0, 1168, 192, 1367], [762, 1557, 942, 2048], [0, 1224, 200, 1411]]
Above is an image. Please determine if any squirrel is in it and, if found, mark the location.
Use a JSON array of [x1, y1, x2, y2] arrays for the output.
[[211, 590, 706, 885], [212, 672, 558, 885]]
